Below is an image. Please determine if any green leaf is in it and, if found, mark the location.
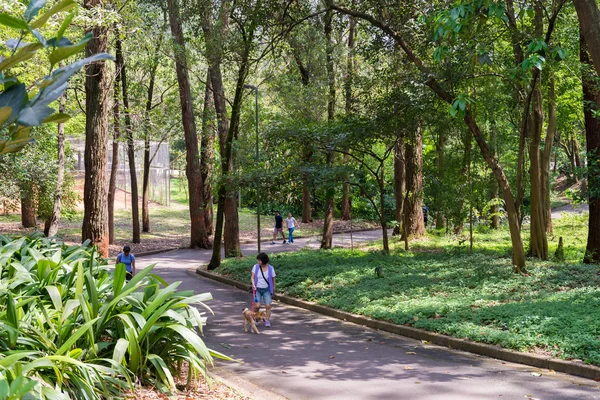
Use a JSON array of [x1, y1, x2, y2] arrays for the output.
[[24, 0, 47, 22], [42, 112, 70, 124], [165, 324, 212, 364], [0, 106, 11, 126], [56, 9, 76, 40], [17, 105, 55, 126], [0, 43, 43, 71], [112, 338, 129, 364], [30, 0, 77, 30], [46, 285, 63, 311], [0, 351, 37, 367], [0, 14, 29, 31], [48, 32, 92, 65], [56, 317, 99, 355], [0, 84, 26, 124]]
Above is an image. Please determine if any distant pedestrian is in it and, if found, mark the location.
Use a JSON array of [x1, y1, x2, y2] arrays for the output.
[[422, 204, 429, 227], [271, 210, 287, 244], [116, 245, 136, 281], [251, 252, 276, 328], [286, 212, 298, 244]]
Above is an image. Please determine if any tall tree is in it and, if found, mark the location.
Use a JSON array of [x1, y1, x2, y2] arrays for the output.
[[580, 31, 600, 264], [115, 31, 140, 243], [331, 2, 527, 270], [108, 65, 121, 245], [82, 0, 111, 256], [142, 21, 166, 233], [200, 71, 215, 235], [46, 94, 67, 237], [167, 0, 211, 249], [340, 8, 356, 221], [321, 4, 336, 249]]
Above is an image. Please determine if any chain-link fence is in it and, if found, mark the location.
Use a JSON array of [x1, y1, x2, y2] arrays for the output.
[[72, 139, 170, 206]]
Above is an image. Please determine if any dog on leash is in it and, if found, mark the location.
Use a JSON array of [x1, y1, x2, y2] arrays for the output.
[[242, 308, 267, 334]]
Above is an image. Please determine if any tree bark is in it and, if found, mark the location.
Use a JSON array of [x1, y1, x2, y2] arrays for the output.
[[401, 121, 425, 240], [393, 137, 405, 235], [321, 5, 336, 249], [21, 194, 36, 228], [302, 148, 313, 222], [142, 25, 164, 233], [528, 86, 548, 259], [115, 33, 140, 243], [47, 94, 66, 237], [580, 30, 600, 264], [108, 62, 120, 245], [542, 71, 557, 234], [200, 70, 215, 235], [340, 8, 356, 221], [82, 0, 110, 256], [167, 0, 210, 249], [435, 131, 445, 228], [574, 0, 600, 76]]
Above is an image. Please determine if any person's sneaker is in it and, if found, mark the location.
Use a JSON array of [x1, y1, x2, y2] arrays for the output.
[[282, 240, 287, 244], [271, 241, 275, 245], [265, 320, 271, 328]]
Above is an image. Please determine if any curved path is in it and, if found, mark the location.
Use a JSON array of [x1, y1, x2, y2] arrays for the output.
[[138, 231, 600, 400]]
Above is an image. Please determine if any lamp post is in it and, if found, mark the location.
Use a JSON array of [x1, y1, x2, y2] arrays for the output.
[[244, 84, 260, 253]]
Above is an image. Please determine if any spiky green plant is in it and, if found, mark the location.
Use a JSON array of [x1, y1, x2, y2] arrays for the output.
[[0, 233, 228, 399]]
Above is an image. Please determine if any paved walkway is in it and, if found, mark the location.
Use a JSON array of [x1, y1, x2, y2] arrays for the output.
[[137, 231, 600, 400]]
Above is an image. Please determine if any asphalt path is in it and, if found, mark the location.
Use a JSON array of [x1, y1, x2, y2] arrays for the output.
[[137, 231, 600, 400]]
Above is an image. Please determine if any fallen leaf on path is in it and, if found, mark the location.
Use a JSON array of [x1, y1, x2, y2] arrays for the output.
[[406, 352, 417, 355], [421, 340, 430, 344], [281, 371, 287, 374], [243, 345, 249, 349], [414, 382, 421, 384], [530, 372, 542, 377], [404, 366, 414, 370], [329, 356, 335, 359], [220, 343, 232, 349]]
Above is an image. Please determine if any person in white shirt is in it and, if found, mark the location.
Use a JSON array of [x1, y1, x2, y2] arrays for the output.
[[286, 212, 298, 244]]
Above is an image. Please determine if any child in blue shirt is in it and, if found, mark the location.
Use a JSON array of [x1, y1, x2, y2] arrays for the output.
[[116, 245, 136, 281]]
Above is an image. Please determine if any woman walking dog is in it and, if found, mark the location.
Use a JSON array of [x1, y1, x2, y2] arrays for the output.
[[251, 252, 276, 328]]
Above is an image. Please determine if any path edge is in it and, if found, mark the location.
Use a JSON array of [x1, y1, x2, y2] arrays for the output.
[[195, 268, 600, 381]]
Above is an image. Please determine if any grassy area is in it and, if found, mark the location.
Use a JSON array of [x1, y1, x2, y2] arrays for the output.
[[217, 215, 600, 366]]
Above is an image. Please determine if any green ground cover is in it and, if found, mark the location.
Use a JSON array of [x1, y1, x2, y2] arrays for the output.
[[218, 215, 600, 365]]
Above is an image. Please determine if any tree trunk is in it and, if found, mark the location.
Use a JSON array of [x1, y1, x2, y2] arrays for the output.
[[115, 34, 140, 243], [321, 6, 336, 249], [401, 121, 425, 240], [574, 0, 600, 76], [393, 137, 405, 235], [82, 0, 110, 256], [302, 148, 313, 223], [142, 27, 164, 233], [200, 70, 215, 235], [108, 64, 120, 245], [340, 7, 356, 221], [528, 86, 548, 259], [542, 71, 557, 234], [167, 0, 210, 249], [47, 94, 66, 237], [379, 168, 389, 253], [21, 194, 36, 228], [580, 31, 600, 264], [435, 131, 445, 228], [490, 127, 500, 229]]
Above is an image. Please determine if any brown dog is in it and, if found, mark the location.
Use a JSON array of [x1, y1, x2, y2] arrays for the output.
[[242, 308, 267, 334]]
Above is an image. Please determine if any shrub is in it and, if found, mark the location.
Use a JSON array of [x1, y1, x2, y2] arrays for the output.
[[0, 233, 226, 399]]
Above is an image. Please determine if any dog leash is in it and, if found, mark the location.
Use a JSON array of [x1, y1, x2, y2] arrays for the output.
[[252, 288, 256, 309]]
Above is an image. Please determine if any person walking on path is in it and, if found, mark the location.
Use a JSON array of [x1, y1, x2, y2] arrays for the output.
[[286, 212, 298, 244], [251, 252, 276, 327], [116, 245, 136, 281], [271, 210, 287, 244]]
